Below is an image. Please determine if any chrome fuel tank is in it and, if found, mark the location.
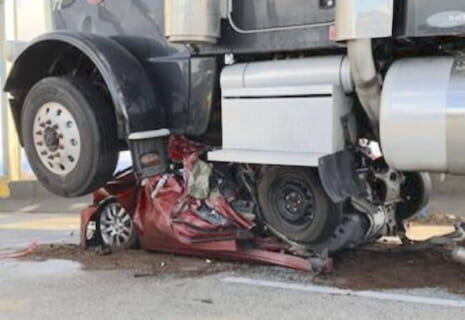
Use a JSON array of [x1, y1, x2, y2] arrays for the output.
[[380, 57, 465, 174]]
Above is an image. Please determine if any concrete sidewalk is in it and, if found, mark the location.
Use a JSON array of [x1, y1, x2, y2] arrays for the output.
[[0, 212, 79, 251], [0, 181, 90, 214], [428, 175, 465, 217]]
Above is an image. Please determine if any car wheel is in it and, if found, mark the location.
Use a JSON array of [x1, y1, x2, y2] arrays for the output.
[[396, 172, 432, 221], [258, 167, 340, 244], [21, 76, 119, 197], [98, 201, 138, 249]]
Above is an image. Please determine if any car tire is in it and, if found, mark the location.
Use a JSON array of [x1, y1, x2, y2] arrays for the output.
[[98, 200, 139, 250], [258, 166, 341, 244], [21, 76, 119, 197], [396, 172, 432, 221]]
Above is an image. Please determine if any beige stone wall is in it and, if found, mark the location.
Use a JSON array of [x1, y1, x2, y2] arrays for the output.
[[0, 0, 8, 196], [0, 0, 52, 186], [14, 0, 49, 41], [0, 0, 4, 52]]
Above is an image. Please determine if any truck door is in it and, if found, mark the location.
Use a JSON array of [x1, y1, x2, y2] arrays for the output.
[[229, 0, 335, 33]]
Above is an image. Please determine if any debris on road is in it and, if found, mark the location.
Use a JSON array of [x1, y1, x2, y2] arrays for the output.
[[22, 241, 465, 295], [411, 212, 465, 226], [0, 242, 38, 259]]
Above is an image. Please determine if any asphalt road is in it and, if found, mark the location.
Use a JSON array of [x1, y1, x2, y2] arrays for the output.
[[0, 213, 464, 320]]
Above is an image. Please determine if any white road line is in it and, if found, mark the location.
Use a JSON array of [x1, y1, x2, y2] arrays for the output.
[[222, 277, 465, 308]]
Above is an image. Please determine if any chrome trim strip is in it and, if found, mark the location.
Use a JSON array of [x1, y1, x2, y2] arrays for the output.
[[128, 129, 171, 141]]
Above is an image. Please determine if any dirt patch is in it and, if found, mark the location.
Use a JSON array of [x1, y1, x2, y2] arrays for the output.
[[23, 243, 465, 295], [318, 248, 465, 295], [24, 244, 238, 278]]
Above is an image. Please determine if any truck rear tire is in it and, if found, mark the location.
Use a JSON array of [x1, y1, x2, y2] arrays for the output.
[[21, 76, 119, 197]]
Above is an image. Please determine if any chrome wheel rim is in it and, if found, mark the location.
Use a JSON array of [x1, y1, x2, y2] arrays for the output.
[[33, 102, 81, 176], [99, 202, 134, 248]]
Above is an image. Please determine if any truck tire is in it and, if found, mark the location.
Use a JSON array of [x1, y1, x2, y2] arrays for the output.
[[258, 167, 340, 244], [21, 76, 119, 197]]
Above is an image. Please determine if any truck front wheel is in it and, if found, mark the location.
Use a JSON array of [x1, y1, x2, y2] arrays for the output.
[[21, 77, 119, 197]]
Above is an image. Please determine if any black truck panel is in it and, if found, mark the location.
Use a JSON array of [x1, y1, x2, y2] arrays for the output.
[[52, 0, 340, 56], [395, 0, 465, 38]]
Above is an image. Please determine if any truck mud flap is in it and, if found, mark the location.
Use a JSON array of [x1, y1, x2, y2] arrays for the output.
[[318, 150, 365, 203]]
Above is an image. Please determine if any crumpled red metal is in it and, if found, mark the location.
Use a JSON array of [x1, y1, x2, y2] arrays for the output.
[[82, 136, 332, 274]]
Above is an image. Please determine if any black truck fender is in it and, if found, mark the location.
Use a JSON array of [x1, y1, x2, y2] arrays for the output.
[[4, 31, 166, 141]]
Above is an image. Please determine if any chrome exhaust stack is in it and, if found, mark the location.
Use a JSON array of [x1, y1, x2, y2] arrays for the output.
[[335, 0, 394, 133], [346, 39, 382, 131]]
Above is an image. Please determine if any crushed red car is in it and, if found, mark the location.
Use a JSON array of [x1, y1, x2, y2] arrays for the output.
[[81, 136, 332, 273]]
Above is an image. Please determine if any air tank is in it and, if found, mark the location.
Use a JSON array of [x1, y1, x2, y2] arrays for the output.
[[164, 0, 222, 44]]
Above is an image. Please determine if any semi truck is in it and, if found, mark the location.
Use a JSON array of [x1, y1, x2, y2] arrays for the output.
[[4, 0, 465, 251]]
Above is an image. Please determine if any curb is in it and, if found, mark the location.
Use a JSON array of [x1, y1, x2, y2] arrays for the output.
[[0, 182, 10, 198]]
